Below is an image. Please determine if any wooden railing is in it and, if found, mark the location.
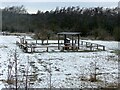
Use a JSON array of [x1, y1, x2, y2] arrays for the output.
[[81, 41, 105, 51], [16, 38, 106, 53]]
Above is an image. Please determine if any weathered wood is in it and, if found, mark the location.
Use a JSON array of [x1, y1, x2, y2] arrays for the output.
[[86, 42, 88, 47], [17, 36, 106, 53], [72, 35, 73, 50], [103, 46, 105, 51], [46, 47, 48, 52], [80, 41, 106, 51], [62, 46, 79, 51], [36, 40, 37, 44], [81, 41, 83, 45], [90, 43, 92, 51], [78, 35, 80, 49], [96, 44, 99, 49], [58, 35, 60, 49]]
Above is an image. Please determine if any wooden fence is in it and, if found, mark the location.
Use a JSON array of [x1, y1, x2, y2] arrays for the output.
[[16, 38, 106, 53], [81, 41, 105, 51]]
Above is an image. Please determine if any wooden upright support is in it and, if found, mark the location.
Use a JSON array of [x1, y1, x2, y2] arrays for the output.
[[47, 39, 48, 45], [81, 41, 83, 45], [46, 47, 48, 52], [103, 46, 105, 51], [30, 44, 33, 53], [86, 42, 88, 47], [26, 47, 28, 52], [22, 38, 24, 44], [90, 43, 92, 51], [96, 44, 98, 49], [72, 35, 73, 50], [58, 35, 60, 49], [64, 34, 67, 45], [75, 40, 77, 44], [78, 35, 80, 49], [36, 39, 37, 44]]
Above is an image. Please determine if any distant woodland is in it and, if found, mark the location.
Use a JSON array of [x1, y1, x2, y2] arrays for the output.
[[1, 5, 120, 41]]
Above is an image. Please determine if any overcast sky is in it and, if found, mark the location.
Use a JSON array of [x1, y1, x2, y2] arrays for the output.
[[0, 0, 119, 14], [0, 0, 120, 2]]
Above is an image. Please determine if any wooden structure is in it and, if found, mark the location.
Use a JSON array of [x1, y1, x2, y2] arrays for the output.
[[80, 41, 105, 51], [16, 32, 106, 53], [16, 37, 60, 53], [57, 32, 81, 51]]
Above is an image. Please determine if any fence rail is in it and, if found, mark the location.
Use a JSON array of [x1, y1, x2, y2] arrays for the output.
[[16, 38, 106, 53], [81, 41, 105, 51]]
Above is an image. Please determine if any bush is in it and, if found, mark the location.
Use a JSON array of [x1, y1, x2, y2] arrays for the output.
[[92, 28, 110, 40]]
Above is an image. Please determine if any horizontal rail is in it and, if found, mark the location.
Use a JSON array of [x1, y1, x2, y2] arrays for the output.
[[81, 41, 105, 51]]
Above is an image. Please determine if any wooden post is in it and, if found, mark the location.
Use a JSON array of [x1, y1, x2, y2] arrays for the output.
[[23, 38, 24, 44], [46, 47, 48, 52], [21, 44, 23, 49], [25, 41, 27, 47], [26, 47, 28, 53], [47, 37, 49, 45], [97, 44, 98, 49], [64, 34, 67, 45], [31, 47, 33, 53], [103, 46, 105, 51], [90, 43, 92, 51], [75, 39, 76, 44], [36, 39, 37, 44], [72, 35, 73, 50], [78, 35, 80, 49], [32, 46, 35, 53], [86, 42, 88, 47], [58, 35, 60, 49], [31, 44, 32, 53], [81, 41, 83, 45]]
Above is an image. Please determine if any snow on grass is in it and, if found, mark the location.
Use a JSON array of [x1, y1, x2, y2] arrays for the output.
[[31, 52, 118, 88], [0, 35, 119, 89]]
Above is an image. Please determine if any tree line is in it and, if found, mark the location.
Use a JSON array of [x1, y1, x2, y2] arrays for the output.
[[1, 5, 120, 41]]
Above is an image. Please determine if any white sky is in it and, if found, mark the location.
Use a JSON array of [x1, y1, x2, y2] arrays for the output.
[[0, 0, 120, 2]]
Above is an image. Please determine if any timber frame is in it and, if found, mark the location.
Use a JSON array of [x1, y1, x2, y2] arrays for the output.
[[57, 32, 81, 51]]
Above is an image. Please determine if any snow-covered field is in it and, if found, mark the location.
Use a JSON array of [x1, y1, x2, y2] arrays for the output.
[[0, 35, 119, 89]]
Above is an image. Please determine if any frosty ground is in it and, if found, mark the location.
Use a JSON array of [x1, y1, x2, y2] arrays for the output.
[[0, 35, 119, 89]]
